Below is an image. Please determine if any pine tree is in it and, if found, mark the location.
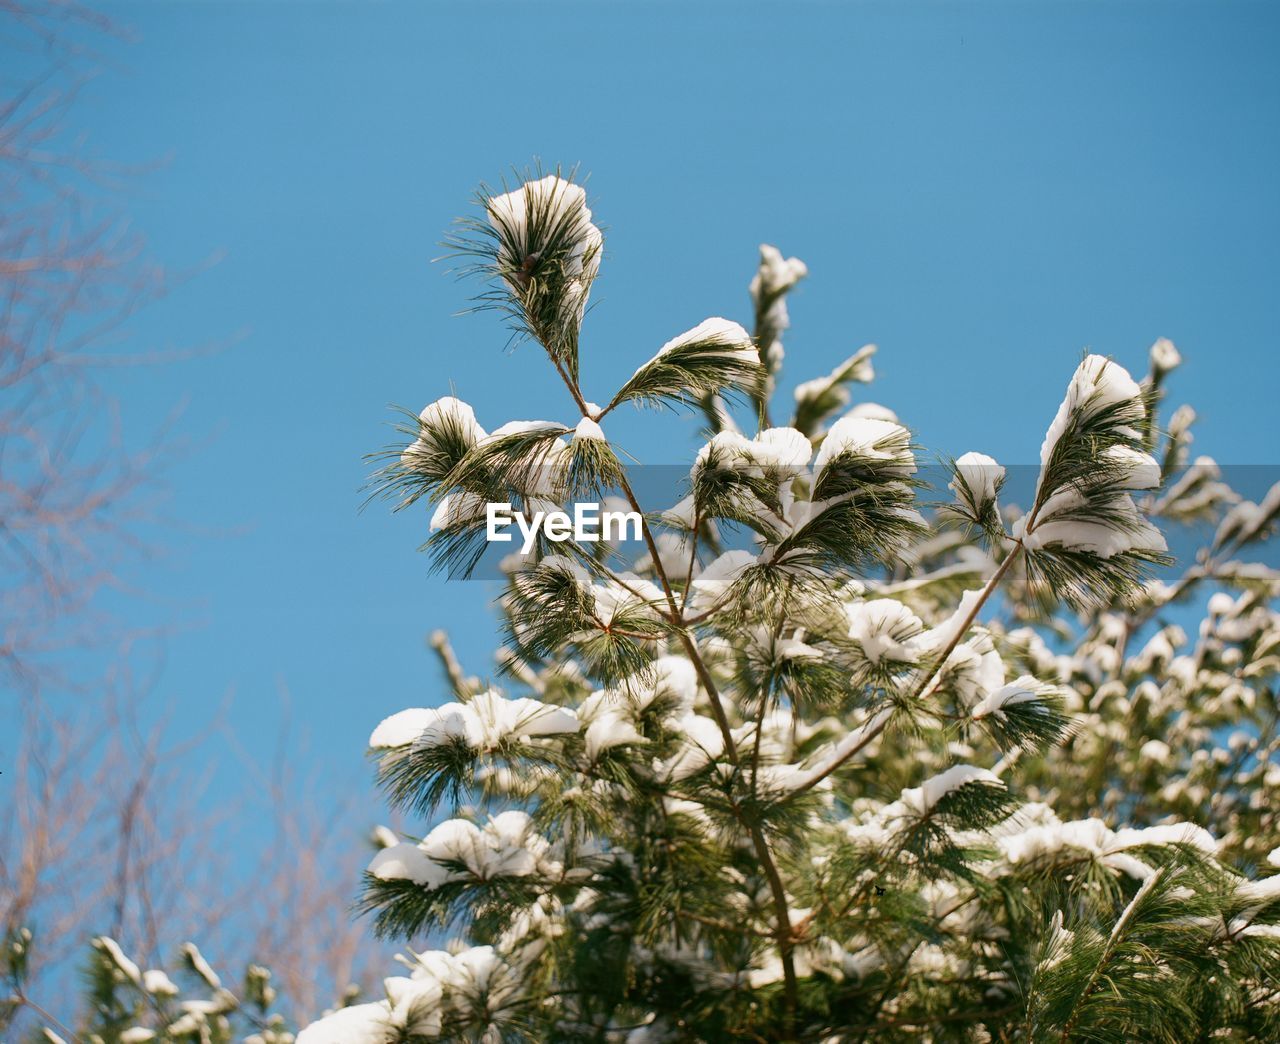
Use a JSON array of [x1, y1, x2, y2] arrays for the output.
[[2, 928, 300, 1043], [303, 168, 1280, 1042]]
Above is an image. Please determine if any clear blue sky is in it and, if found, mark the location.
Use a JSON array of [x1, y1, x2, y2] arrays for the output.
[[37, 0, 1280, 877]]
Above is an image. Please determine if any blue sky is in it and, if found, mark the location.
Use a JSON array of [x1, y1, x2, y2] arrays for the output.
[[22, 0, 1280, 880]]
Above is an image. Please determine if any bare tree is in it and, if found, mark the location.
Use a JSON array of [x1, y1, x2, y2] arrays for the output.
[[0, 3, 381, 1031], [0, 0, 168, 694], [3, 684, 380, 1031]]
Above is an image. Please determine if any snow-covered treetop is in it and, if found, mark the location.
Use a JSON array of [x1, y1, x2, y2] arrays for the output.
[[314, 171, 1280, 1042], [16, 144, 1280, 1044]]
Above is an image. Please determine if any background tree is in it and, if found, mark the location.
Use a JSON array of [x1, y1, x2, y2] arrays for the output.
[[0, 3, 376, 1034]]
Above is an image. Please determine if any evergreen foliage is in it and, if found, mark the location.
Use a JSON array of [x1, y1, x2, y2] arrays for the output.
[[18, 169, 1280, 1043], [331, 169, 1280, 1043]]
